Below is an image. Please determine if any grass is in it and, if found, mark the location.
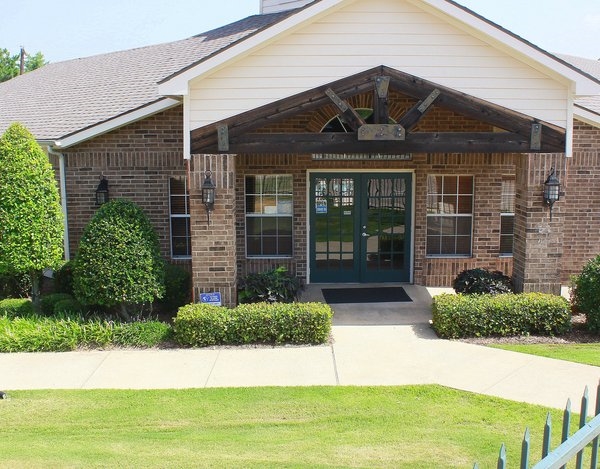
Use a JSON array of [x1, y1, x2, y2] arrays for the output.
[[490, 343, 600, 367], [0, 385, 568, 468]]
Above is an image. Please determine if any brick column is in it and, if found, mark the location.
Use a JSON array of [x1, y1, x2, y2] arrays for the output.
[[512, 153, 564, 294], [189, 154, 237, 307]]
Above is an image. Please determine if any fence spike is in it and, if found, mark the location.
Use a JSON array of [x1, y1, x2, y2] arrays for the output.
[[497, 443, 506, 469], [542, 412, 552, 458], [576, 387, 589, 469], [592, 382, 600, 469], [473, 464, 479, 469], [521, 427, 530, 469], [559, 399, 571, 469]]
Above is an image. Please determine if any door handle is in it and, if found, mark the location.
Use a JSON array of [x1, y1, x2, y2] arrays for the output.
[[362, 232, 370, 237]]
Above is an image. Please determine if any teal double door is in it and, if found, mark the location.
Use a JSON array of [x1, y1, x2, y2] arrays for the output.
[[310, 173, 412, 283]]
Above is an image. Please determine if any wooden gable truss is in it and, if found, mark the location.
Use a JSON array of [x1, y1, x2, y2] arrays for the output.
[[190, 65, 566, 155]]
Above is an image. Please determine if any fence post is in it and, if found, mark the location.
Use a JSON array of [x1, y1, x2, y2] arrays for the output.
[[591, 382, 600, 468]]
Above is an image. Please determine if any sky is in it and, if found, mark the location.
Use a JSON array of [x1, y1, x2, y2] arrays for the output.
[[1, 0, 599, 64]]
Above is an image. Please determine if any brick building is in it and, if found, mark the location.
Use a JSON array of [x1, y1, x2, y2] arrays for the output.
[[1, 0, 599, 306]]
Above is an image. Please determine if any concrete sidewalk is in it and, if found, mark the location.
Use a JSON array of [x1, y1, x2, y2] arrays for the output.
[[0, 285, 598, 410]]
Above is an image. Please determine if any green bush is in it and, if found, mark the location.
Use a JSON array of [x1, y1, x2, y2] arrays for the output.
[[53, 297, 86, 315], [0, 271, 32, 299], [73, 199, 165, 320], [173, 302, 333, 347], [40, 293, 75, 315], [0, 298, 35, 318], [571, 255, 600, 333], [452, 268, 513, 295], [238, 266, 301, 304], [53, 261, 75, 295], [432, 293, 571, 339], [159, 263, 191, 313]]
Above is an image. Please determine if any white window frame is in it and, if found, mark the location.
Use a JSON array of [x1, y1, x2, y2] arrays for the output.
[[169, 177, 191, 259]]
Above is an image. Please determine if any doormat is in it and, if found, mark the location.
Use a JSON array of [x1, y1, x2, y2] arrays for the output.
[[321, 287, 412, 304]]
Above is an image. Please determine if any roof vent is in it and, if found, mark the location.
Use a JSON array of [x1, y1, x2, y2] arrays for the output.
[[260, 0, 314, 14]]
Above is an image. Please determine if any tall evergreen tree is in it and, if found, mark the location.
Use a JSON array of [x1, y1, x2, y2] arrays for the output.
[[0, 123, 64, 305]]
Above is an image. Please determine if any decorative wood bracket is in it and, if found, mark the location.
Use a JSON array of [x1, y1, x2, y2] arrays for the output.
[[530, 123, 542, 151], [399, 88, 441, 132], [217, 124, 229, 152], [358, 124, 405, 141], [325, 87, 366, 131]]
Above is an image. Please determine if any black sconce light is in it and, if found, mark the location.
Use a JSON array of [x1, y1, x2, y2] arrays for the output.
[[543, 167, 560, 221], [201, 170, 216, 224], [95, 175, 109, 205]]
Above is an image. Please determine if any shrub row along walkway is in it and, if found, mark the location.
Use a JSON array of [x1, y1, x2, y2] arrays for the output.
[[0, 286, 598, 410]]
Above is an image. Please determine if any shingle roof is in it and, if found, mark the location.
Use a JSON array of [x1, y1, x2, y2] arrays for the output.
[[557, 54, 600, 117], [0, 11, 294, 141]]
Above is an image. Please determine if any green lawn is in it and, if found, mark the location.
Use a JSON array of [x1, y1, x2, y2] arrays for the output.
[[489, 343, 600, 367], [1, 385, 565, 468]]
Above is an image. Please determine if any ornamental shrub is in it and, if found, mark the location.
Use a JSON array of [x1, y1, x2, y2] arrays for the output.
[[53, 261, 75, 295], [0, 298, 35, 318], [571, 254, 600, 332], [0, 123, 64, 306], [0, 271, 32, 299], [432, 293, 571, 339], [238, 266, 301, 304], [452, 268, 513, 295], [73, 199, 165, 321], [40, 293, 74, 315], [158, 263, 191, 313], [173, 302, 333, 347]]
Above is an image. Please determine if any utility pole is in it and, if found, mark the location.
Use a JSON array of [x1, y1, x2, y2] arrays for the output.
[[19, 47, 26, 75]]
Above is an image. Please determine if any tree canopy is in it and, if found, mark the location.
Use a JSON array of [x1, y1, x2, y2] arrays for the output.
[[0, 123, 64, 303], [0, 48, 47, 82]]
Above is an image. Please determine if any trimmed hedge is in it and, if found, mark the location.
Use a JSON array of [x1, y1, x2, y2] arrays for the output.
[[432, 293, 571, 339], [40, 293, 74, 315], [571, 254, 600, 333], [0, 298, 35, 318], [173, 302, 333, 347]]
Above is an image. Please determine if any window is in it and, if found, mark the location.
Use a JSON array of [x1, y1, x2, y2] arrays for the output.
[[500, 179, 515, 256], [245, 175, 293, 257], [426, 175, 473, 256], [169, 177, 191, 258]]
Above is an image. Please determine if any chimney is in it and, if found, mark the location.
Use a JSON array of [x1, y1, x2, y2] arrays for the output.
[[260, 0, 315, 14]]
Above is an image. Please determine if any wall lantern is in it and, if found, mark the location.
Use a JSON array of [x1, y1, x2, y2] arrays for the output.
[[201, 170, 216, 224], [543, 167, 560, 221], [95, 175, 109, 205]]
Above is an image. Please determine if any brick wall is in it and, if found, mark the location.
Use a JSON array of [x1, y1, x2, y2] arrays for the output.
[[60, 106, 187, 262], [561, 120, 600, 282]]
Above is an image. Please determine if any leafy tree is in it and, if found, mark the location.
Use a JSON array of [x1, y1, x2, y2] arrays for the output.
[[73, 199, 166, 321], [0, 48, 18, 82], [0, 48, 47, 82], [0, 123, 64, 306]]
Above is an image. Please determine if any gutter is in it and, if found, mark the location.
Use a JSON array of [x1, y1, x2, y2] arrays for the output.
[[46, 145, 70, 261]]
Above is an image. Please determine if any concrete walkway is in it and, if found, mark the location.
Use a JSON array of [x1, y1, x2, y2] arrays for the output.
[[0, 285, 598, 410]]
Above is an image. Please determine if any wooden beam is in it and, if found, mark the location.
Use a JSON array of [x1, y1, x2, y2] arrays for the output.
[[398, 88, 440, 131], [197, 131, 564, 154], [373, 76, 390, 124], [217, 124, 229, 152], [530, 123, 542, 150], [325, 88, 366, 131]]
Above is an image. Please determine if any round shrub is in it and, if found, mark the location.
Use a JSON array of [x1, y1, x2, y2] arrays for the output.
[[73, 199, 165, 320], [53, 298, 86, 316], [40, 293, 74, 315], [453, 268, 513, 295], [0, 298, 35, 318], [572, 254, 600, 333], [159, 263, 191, 313]]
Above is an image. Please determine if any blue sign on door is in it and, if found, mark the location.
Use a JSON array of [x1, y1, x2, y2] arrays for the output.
[[200, 292, 222, 306]]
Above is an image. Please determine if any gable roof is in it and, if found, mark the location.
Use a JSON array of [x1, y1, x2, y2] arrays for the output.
[[556, 54, 600, 123], [1, 0, 599, 148], [0, 10, 294, 144]]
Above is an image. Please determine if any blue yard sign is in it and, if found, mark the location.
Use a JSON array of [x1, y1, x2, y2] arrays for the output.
[[200, 292, 222, 306]]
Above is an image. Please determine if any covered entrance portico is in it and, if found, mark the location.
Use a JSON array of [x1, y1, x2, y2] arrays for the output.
[[188, 66, 566, 306]]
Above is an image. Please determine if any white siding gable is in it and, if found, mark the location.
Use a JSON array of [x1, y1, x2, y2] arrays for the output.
[[261, 0, 314, 13], [189, 0, 570, 131]]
